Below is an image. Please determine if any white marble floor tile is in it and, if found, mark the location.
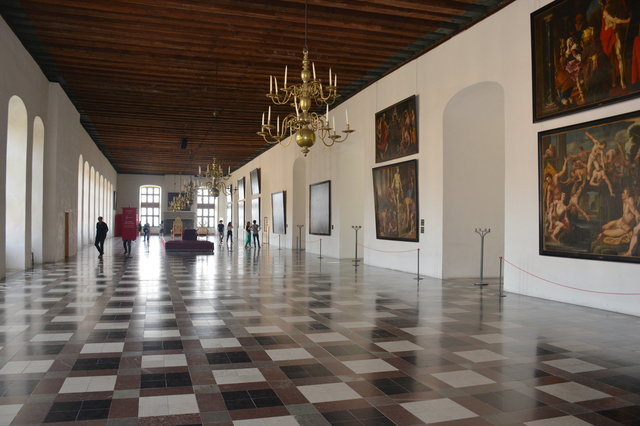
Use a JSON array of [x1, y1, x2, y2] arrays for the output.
[[400, 398, 478, 424]]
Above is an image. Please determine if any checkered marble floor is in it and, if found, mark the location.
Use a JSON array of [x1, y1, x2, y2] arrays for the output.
[[0, 237, 639, 425]]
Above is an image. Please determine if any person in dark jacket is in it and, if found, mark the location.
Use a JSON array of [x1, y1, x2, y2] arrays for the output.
[[95, 216, 109, 258]]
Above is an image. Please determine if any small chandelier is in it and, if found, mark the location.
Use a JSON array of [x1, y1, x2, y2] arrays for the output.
[[169, 193, 189, 211], [257, 1, 354, 156], [197, 158, 230, 197]]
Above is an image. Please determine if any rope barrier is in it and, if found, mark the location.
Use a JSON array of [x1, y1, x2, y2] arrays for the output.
[[502, 257, 640, 296], [356, 242, 418, 253]]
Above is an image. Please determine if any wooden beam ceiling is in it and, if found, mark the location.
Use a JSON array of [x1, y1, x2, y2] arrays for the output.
[[0, 0, 511, 175]]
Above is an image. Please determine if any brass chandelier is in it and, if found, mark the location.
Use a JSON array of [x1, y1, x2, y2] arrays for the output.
[[197, 158, 230, 197], [257, 1, 354, 156], [168, 176, 197, 211], [168, 159, 230, 212]]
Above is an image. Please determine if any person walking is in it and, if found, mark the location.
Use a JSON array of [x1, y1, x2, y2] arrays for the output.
[[217, 220, 225, 245], [251, 220, 260, 248], [245, 221, 252, 248], [123, 238, 132, 256], [226, 222, 233, 246], [143, 222, 150, 242], [95, 216, 108, 258]]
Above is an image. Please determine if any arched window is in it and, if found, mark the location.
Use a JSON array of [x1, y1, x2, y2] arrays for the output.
[[5, 96, 28, 270], [31, 116, 44, 263], [139, 185, 161, 226], [196, 188, 216, 227]]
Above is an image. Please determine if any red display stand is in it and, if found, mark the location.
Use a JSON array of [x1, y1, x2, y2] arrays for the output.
[[121, 208, 138, 241]]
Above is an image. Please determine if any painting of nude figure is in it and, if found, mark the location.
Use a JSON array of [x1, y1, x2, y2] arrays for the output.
[[375, 95, 418, 163], [539, 111, 640, 263], [373, 160, 419, 242], [532, 0, 640, 121]]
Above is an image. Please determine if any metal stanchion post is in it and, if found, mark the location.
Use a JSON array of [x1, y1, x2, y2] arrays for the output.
[[474, 228, 490, 287], [499, 256, 506, 297], [318, 239, 323, 259], [352, 226, 361, 266], [414, 248, 423, 281], [278, 234, 281, 251], [297, 225, 304, 252]]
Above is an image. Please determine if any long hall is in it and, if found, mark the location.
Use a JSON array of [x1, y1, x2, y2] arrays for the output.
[[0, 239, 638, 425]]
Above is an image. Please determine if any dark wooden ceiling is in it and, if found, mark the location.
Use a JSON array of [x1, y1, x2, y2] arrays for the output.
[[1, 0, 511, 175]]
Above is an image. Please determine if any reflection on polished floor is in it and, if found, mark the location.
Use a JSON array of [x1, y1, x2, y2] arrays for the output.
[[0, 237, 639, 425]]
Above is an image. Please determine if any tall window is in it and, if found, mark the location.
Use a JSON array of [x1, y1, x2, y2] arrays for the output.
[[196, 188, 216, 227], [140, 185, 161, 226]]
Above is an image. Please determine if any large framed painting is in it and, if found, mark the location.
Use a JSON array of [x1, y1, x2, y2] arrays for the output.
[[250, 168, 261, 195], [271, 191, 286, 234], [532, 0, 640, 122], [251, 197, 260, 223], [539, 110, 640, 263], [372, 159, 419, 242], [375, 95, 418, 163], [309, 181, 331, 235], [237, 177, 245, 200]]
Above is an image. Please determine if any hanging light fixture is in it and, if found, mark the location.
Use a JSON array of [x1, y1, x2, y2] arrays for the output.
[[257, 0, 354, 156], [196, 158, 230, 197]]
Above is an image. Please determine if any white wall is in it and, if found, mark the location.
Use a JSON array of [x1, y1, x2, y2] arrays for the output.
[[0, 17, 116, 273], [231, 0, 640, 316]]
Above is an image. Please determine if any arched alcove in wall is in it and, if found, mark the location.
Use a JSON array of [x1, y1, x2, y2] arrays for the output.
[[442, 82, 505, 278], [31, 116, 44, 263], [292, 157, 306, 250], [77, 155, 84, 249], [89, 167, 95, 242], [5, 96, 28, 270], [98, 174, 103, 219], [83, 161, 90, 244]]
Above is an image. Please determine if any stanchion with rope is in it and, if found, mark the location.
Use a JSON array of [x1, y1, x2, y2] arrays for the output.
[[356, 241, 421, 283], [351, 225, 362, 267], [498, 256, 506, 297], [352, 226, 362, 266], [296, 225, 304, 252], [304, 238, 323, 259], [414, 248, 423, 282], [474, 227, 491, 287]]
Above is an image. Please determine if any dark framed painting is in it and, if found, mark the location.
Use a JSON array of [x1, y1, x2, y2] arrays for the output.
[[237, 177, 245, 200], [372, 159, 419, 242], [375, 95, 418, 163], [250, 168, 261, 195], [539, 110, 640, 263], [532, 0, 640, 122], [167, 192, 191, 211], [251, 197, 260, 223], [238, 200, 245, 238], [271, 191, 286, 234], [309, 180, 331, 235]]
